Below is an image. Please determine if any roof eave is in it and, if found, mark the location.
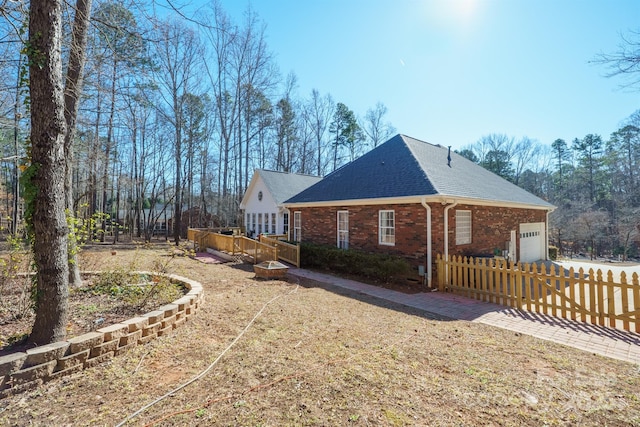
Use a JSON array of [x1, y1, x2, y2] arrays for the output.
[[283, 195, 555, 211]]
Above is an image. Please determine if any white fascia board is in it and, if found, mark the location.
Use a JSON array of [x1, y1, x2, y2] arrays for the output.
[[283, 195, 555, 211]]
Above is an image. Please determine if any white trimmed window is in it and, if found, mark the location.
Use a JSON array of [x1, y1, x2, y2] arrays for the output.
[[379, 210, 395, 246], [283, 213, 289, 236], [456, 210, 472, 245], [293, 211, 301, 242], [258, 213, 262, 234], [251, 213, 256, 234], [337, 210, 349, 249], [271, 213, 276, 234]]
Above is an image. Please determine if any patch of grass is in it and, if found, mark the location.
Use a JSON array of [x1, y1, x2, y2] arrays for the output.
[[78, 303, 100, 314], [382, 408, 410, 426]]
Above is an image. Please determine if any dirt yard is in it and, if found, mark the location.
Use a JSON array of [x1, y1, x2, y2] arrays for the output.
[[0, 243, 639, 426]]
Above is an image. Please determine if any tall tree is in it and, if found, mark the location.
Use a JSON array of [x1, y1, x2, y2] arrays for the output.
[[456, 147, 479, 163], [303, 89, 334, 176], [181, 92, 208, 228], [27, 0, 70, 345], [92, 1, 144, 242], [572, 134, 604, 204], [476, 133, 515, 165], [153, 18, 203, 244], [234, 8, 276, 195], [329, 102, 364, 170], [511, 137, 540, 185], [204, 3, 238, 224], [551, 138, 571, 193], [63, 0, 93, 287], [274, 97, 297, 172], [362, 101, 395, 148], [480, 149, 514, 180], [0, 0, 27, 236], [607, 124, 640, 205], [251, 90, 274, 170]]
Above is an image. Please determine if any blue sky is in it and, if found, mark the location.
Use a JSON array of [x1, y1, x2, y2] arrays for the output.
[[196, 0, 640, 150]]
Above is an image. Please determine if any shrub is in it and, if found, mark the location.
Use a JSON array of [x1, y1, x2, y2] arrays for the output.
[[0, 235, 34, 320], [548, 245, 558, 261], [300, 242, 411, 283]]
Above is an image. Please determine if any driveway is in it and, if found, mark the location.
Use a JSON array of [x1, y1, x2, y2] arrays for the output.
[[547, 259, 640, 327], [555, 258, 640, 283]]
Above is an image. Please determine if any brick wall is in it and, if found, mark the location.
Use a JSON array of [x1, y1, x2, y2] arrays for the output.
[[295, 204, 428, 264], [293, 202, 548, 283], [448, 204, 547, 259], [0, 273, 204, 399]]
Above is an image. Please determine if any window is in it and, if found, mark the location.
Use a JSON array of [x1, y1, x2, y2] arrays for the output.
[[456, 210, 472, 245], [337, 210, 349, 249], [379, 210, 395, 246], [271, 213, 276, 234], [251, 213, 256, 233], [246, 213, 250, 230], [264, 212, 268, 234], [283, 213, 289, 236], [293, 211, 301, 242], [258, 213, 262, 234]]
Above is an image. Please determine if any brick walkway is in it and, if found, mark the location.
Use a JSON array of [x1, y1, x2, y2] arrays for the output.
[[288, 268, 640, 365]]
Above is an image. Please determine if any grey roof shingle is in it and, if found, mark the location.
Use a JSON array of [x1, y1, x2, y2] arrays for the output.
[[285, 134, 554, 209], [258, 170, 322, 205]]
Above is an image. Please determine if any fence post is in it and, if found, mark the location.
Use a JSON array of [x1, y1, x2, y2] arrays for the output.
[[566, 264, 576, 321], [620, 271, 630, 332], [633, 273, 640, 333], [436, 254, 443, 291], [512, 260, 522, 309], [596, 269, 605, 327], [606, 270, 616, 329]]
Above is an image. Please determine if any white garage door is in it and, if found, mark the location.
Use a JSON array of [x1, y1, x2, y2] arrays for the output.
[[519, 222, 545, 263]]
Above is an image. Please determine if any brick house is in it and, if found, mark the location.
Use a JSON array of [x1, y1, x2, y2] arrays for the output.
[[283, 134, 555, 287], [240, 169, 322, 238]]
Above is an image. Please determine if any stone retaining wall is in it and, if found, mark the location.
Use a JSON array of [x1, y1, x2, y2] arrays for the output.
[[0, 273, 204, 399]]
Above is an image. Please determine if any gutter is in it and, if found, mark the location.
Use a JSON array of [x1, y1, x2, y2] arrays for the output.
[[420, 198, 432, 288]]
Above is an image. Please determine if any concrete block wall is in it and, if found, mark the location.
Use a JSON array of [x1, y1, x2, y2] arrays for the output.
[[0, 273, 203, 399]]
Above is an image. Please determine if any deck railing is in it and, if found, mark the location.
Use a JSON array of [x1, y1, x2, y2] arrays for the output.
[[259, 235, 300, 267], [436, 254, 640, 333], [187, 228, 300, 267]]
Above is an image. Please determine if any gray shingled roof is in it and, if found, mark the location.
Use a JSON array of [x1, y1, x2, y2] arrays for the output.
[[285, 134, 554, 209], [258, 170, 322, 205]]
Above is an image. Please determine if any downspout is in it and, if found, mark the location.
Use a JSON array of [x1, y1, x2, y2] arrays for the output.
[[443, 201, 458, 283], [420, 198, 432, 288], [545, 209, 551, 260]]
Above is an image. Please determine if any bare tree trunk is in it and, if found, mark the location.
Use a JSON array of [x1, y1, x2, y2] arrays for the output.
[[113, 160, 121, 243], [12, 56, 22, 236], [64, 0, 92, 287], [174, 126, 182, 245], [101, 58, 117, 241], [28, 0, 70, 345]]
